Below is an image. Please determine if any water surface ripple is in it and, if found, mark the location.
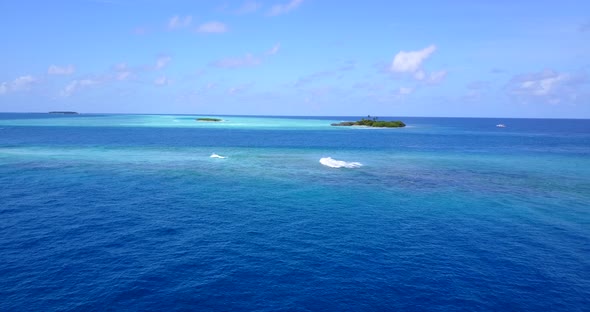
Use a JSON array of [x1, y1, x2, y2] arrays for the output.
[[1, 114, 589, 311]]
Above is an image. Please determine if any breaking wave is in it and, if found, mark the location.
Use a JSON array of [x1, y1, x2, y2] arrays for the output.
[[210, 153, 226, 159], [319, 157, 362, 168]]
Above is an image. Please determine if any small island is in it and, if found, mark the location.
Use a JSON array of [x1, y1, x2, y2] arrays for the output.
[[49, 111, 78, 114], [196, 118, 223, 122], [331, 116, 406, 128]]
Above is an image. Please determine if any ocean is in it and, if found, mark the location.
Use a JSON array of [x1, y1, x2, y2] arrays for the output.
[[1, 113, 589, 311]]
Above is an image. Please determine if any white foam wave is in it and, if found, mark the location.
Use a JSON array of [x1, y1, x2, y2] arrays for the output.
[[319, 157, 362, 168], [210, 153, 226, 159]]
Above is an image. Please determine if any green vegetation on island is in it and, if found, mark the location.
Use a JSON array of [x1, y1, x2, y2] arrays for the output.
[[49, 111, 78, 114], [196, 117, 223, 122], [331, 116, 406, 128]]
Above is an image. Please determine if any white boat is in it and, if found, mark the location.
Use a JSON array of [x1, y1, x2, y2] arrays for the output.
[[496, 124, 506, 128]]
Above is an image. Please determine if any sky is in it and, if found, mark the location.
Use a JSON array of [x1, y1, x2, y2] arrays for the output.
[[1, 0, 589, 118]]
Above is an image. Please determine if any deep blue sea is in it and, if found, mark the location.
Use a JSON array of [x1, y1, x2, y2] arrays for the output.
[[1, 113, 589, 311]]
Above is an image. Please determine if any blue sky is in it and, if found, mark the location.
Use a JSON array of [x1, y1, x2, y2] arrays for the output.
[[1, 0, 589, 117]]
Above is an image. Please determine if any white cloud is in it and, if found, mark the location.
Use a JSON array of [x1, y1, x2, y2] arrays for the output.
[[391, 45, 436, 73], [61, 81, 78, 97], [168, 15, 192, 29], [76, 79, 98, 87], [511, 70, 567, 97], [11, 76, 37, 91], [520, 74, 566, 96], [48, 64, 75, 75], [212, 54, 262, 68], [196, 21, 228, 33], [155, 55, 171, 69], [266, 43, 281, 55], [112, 62, 133, 80], [61, 79, 98, 97], [268, 0, 303, 16], [0, 75, 37, 95], [413, 69, 447, 83], [390, 45, 447, 84], [427, 70, 448, 84], [89, 56, 174, 87], [508, 69, 587, 104], [154, 76, 170, 86], [110, 56, 169, 80], [236, 1, 261, 14]]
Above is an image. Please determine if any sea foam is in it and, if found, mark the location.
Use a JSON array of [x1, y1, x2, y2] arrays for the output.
[[319, 157, 362, 168], [210, 153, 226, 159]]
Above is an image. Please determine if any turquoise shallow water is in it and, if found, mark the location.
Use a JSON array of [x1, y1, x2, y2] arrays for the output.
[[1, 113, 589, 311], [0, 114, 340, 130]]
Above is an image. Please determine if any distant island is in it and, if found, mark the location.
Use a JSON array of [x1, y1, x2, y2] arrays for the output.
[[49, 111, 78, 114], [331, 116, 406, 128], [196, 117, 222, 122]]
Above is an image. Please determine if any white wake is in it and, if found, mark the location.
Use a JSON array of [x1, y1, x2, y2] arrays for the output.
[[319, 157, 362, 168]]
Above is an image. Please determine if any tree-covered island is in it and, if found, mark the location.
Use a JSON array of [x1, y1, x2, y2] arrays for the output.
[[49, 111, 78, 114], [331, 116, 406, 128], [196, 118, 223, 122]]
